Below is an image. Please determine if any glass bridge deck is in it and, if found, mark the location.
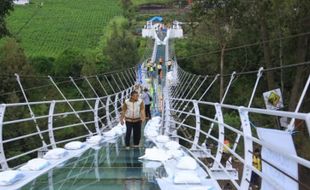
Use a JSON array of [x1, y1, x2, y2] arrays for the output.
[[21, 137, 163, 190]]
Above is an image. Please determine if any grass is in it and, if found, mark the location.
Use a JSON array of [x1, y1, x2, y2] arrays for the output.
[[7, 0, 122, 57]]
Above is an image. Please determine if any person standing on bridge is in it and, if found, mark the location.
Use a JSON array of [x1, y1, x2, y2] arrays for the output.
[[152, 62, 157, 78], [141, 88, 152, 120], [157, 62, 163, 84], [146, 60, 153, 78], [250, 148, 261, 189], [134, 83, 142, 95], [167, 59, 173, 72], [157, 62, 162, 76], [120, 91, 145, 149], [159, 56, 163, 65]]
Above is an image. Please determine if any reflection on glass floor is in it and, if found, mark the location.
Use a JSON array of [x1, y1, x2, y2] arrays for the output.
[[21, 137, 163, 190]]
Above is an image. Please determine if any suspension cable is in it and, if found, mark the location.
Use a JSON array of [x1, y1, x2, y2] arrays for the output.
[[177, 31, 310, 60], [0, 67, 136, 98]]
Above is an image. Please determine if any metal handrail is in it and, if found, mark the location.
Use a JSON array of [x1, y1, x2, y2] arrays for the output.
[[0, 83, 133, 170], [163, 97, 310, 189], [162, 59, 310, 190]]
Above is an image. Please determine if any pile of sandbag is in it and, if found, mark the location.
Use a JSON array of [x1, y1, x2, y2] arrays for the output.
[[174, 156, 201, 184], [19, 158, 50, 171], [144, 116, 161, 138], [87, 135, 103, 145], [0, 171, 24, 186], [103, 123, 126, 137], [140, 134, 184, 162], [166, 71, 177, 86]]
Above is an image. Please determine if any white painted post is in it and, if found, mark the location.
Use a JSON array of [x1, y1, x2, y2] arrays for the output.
[[0, 104, 8, 170], [94, 98, 101, 134], [114, 93, 119, 118], [212, 103, 225, 169], [206, 72, 236, 139], [238, 107, 253, 190], [48, 101, 57, 149], [231, 67, 263, 152], [106, 96, 112, 128], [191, 100, 201, 150]]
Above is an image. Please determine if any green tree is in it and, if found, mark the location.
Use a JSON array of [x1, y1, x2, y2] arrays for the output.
[[120, 0, 135, 22], [29, 56, 55, 75], [287, 0, 310, 111], [54, 48, 85, 77], [189, 0, 239, 100], [0, 0, 14, 37], [96, 16, 129, 66], [178, 0, 309, 111], [80, 49, 108, 76], [0, 37, 31, 103], [105, 25, 138, 70], [97, 16, 138, 70]]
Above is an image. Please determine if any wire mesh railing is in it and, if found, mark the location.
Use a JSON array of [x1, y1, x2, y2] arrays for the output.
[[0, 67, 137, 170], [162, 41, 310, 189]]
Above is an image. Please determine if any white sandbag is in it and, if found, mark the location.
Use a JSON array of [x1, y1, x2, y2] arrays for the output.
[[156, 135, 170, 143], [111, 127, 123, 135], [167, 149, 184, 158], [167, 71, 178, 86], [106, 138, 117, 143], [115, 123, 126, 133], [0, 170, 24, 186], [116, 122, 125, 128], [145, 124, 159, 131], [166, 71, 173, 80], [151, 116, 161, 124], [166, 72, 173, 85], [121, 129, 126, 134], [145, 130, 159, 137], [145, 118, 160, 128], [139, 147, 171, 162], [149, 125, 161, 131], [144, 161, 162, 170], [64, 141, 85, 150], [176, 156, 197, 170], [43, 148, 68, 159], [145, 123, 159, 131], [174, 171, 201, 184], [148, 121, 161, 127], [87, 135, 102, 144], [164, 141, 180, 150], [103, 130, 116, 137], [144, 119, 160, 138], [19, 158, 50, 171]]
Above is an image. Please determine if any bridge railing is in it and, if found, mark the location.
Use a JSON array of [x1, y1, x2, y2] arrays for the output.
[[162, 97, 310, 190], [162, 50, 310, 189], [0, 88, 132, 170], [0, 67, 138, 171]]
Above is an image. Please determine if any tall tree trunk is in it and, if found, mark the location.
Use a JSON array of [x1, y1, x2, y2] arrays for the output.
[[220, 44, 226, 101], [260, 18, 276, 90], [288, 35, 309, 111], [279, 33, 284, 94]]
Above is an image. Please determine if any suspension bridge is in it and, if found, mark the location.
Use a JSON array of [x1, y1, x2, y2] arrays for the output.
[[0, 20, 309, 190]]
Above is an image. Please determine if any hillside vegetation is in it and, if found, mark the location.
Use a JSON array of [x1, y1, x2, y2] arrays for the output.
[[7, 0, 122, 57], [131, 0, 173, 6]]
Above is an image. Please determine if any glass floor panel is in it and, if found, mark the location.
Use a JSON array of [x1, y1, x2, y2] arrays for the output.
[[21, 137, 163, 190]]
